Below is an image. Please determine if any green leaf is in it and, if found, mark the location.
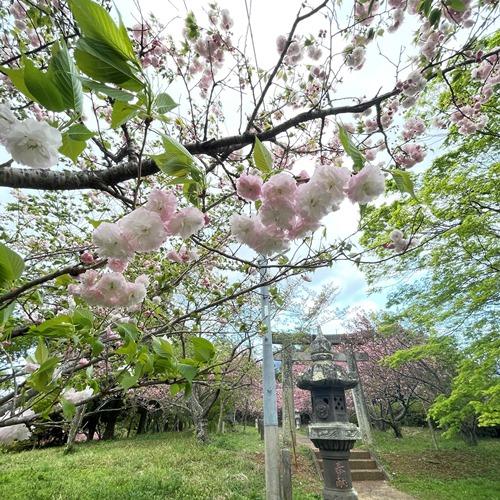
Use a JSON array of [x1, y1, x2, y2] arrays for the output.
[[74, 38, 142, 90], [117, 322, 140, 341], [119, 371, 139, 390], [152, 136, 203, 186], [116, 339, 137, 359], [28, 357, 58, 392], [72, 308, 94, 330], [89, 338, 105, 356], [61, 398, 76, 420], [152, 337, 173, 357], [50, 42, 83, 114], [418, 0, 433, 16], [162, 136, 195, 166], [86, 218, 112, 229], [60, 125, 92, 161], [170, 383, 182, 396], [253, 137, 273, 173], [35, 340, 49, 364], [0, 302, 15, 330], [391, 169, 418, 200], [0, 66, 36, 101], [191, 337, 215, 363], [111, 100, 139, 128], [446, 0, 467, 11], [67, 124, 94, 142], [59, 133, 87, 163], [80, 78, 134, 101], [177, 363, 198, 382], [23, 58, 66, 112], [0, 243, 24, 287], [55, 274, 75, 288], [338, 125, 365, 172], [155, 93, 178, 114], [69, 0, 137, 62], [30, 315, 74, 338], [429, 8, 442, 27]]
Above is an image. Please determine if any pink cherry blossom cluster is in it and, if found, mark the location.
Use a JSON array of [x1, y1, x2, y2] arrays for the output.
[[402, 117, 426, 141], [69, 271, 149, 308], [92, 189, 204, 265], [386, 229, 419, 253], [231, 162, 385, 255], [276, 35, 303, 65], [448, 52, 499, 135], [401, 70, 427, 98], [442, 0, 473, 25], [419, 25, 445, 61], [354, 0, 380, 26], [345, 45, 366, 70], [363, 139, 385, 161], [130, 22, 169, 69], [388, 4, 405, 33], [395, 143, 426, 168], [70, 189, 205, 307], [450, 105, 488, 135], [473, 53, 499, 102], [275, 34, 323, 66], [208, 7, 234, 31], [364, 100, 399, 132], [166, 246, 198, 263]]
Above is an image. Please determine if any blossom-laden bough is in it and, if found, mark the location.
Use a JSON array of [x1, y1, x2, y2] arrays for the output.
[[0, 0, 498, 443]]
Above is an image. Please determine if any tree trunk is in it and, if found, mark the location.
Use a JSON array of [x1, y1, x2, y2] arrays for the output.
[[217, 396, 224, 434], [103, 415, 117, 440], [137, 409, 147, 434], [389, 421, 403, 438], [64, 404, 86, 454], [461, 421, 478, 446], [188, 386, 210, 443], [85, 414, 98, 441], [194, 417, 209, 443], [425, 410, 439, 450]]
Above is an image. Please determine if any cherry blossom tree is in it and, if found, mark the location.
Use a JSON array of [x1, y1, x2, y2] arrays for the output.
[[0, 0, 498, 444]]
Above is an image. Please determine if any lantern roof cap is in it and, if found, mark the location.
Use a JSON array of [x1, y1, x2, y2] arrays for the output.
[[310, 329, 333, 361]]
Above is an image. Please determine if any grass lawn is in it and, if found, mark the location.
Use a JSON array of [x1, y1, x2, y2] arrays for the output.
[[0, 427, 321, 500], [373, 427, 500, 500]]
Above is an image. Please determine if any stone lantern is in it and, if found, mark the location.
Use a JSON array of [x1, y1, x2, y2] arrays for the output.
[[297, 332, 361, 500]]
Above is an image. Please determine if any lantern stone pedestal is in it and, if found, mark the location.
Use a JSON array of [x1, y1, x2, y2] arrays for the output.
[[297, 332, 361, 500]]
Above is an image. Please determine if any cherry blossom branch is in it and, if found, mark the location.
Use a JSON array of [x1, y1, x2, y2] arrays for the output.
[[245, 0, 330, 132], [0, 260, 105, 310]]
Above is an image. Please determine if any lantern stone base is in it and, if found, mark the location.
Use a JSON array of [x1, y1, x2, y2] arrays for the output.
[[323, 486, 359, 500], [308, 422, 362, 500]]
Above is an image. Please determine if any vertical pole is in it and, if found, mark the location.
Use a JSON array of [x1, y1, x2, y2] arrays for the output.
[[281, 342, 295, 498], [281, 448, 293, 500], [282, 342, 296, 450], [346, 350, 373, 446], [259, 256, 281, 500]]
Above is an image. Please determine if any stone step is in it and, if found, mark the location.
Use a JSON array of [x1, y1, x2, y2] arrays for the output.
[[349, 459, 378, 470], [351, 469, 386, 481], [350, 449, 371, 459]]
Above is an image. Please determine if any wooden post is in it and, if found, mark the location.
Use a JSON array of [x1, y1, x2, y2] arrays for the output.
[[346, 349, 373, 445], [281, 342, 295, 499], [259, 258, 281, 500], [281, 448, 293, 500], [281, 342, 296, 452]]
